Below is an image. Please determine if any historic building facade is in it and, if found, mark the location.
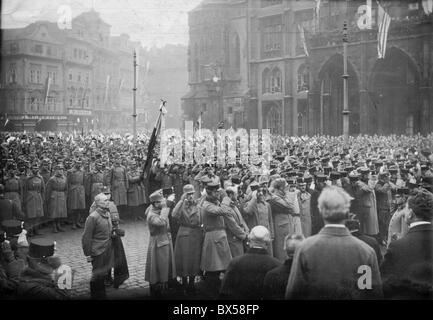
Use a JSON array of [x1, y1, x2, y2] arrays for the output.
[[0, 9, 148, 132], [182, 0, 433, 136]]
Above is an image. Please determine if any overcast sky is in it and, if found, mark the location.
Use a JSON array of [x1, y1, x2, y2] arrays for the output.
[[1, 0, 202, 48]]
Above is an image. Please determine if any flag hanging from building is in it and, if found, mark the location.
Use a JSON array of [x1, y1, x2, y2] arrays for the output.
[[104, 75, 111, 104], [377, 2, 391, 59], [81, 79, 89, 108], [44, 76, 52, 107], [314, 0, 321, 31], [140, 100, 167, 182], [4, 113, 9, 127], [422, 0, 433, 14], [298, 24, 309, 56]]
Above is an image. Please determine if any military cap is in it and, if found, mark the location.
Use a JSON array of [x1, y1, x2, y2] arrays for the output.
[[321, 157, 330, 163], [1, 220, 23, 237], [315, 174, 328, 182], [329, 172, 341, 180], [183, 184, 195, 195], [201, 176, 212, 185], [149, 190, 164, 203], [28, 238, 55, 259], [206, 181, 220, 191], [422, 176, 433, 186], [338, 171, 348, 178], [304, 175, 313, 183], [392, 187, 409, 196], [308, 156, 316, 162], [299, 165, 307, 172], [249, 181, 260, 191], [286, 178, 297, 186], [101, 186, 111, 194], [359, 167, 370, 174], [231, 175, 241, 185], [400, 168, 409, 174], [162, 187, 174, 197], [323, 167, 332, 174], [389, 165, 398, 173], [349, 171, 360, 180], [308, 166, 316, 175], [421, 165, 429, 171], [297, 177, 306, 185]]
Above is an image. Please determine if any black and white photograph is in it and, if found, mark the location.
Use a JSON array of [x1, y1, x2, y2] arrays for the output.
[[0, 0, 432, 306]]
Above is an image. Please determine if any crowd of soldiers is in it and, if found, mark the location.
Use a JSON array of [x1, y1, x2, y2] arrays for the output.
[[1, 131, 433, 300]]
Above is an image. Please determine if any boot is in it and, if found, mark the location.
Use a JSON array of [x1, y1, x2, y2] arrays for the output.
[[52, 221, 58, 233], [75, 214, 83, 228], [187, 276, 196, 295], [57, 221, 65, 232]]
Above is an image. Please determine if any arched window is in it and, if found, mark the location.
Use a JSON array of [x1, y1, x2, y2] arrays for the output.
[[271, 67, 281, 92], [297, 64, 309, 92], [266, 105, 282, 134], [262, 68, 271, 93]]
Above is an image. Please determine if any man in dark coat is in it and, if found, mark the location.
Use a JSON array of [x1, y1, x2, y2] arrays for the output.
[[15, 238, 70, 300], [286, 186, 383, 299], [309, 174, 327, 235], [380, 188, 433, 300], [0, 184, 23, 223], [263, 234, 304, 299], [219, 226, 281, 300], [345, 218, 383, 265]]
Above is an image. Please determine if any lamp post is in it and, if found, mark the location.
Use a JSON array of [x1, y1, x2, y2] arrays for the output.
[[342, 20, 350, 143], [212, 74, 223, 129], [132, 50, 138, 144]]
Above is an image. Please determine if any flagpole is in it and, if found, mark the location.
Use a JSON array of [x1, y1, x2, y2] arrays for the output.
[[342, 20, 350, 143], [133, 50, 137, 144]]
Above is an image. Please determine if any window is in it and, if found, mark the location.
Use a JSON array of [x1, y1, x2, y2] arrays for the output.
[[86, 73, 89, 83], [297, 64, 309, 92], [34, 44, 43, 54], [8, 63, 17, 83], [261, 15, 282, 58], [48, 67, 58, 85], [69, 73, 72, 81], [262, 67, 282, 93], [70, 97, 73, 107], [47, 46, 51, 56], [30, 64, 42, 83], [77, 73, 81, 82], [74, 49, 77, 59], [78, 50, 82, 59], [10, 43, 19, 54], [271, 68, 282, 92]]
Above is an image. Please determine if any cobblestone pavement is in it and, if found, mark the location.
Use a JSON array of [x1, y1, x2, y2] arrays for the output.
[[33, 219, 150, 299]]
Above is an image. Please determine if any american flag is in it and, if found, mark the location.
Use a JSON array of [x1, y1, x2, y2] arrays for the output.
[[377, 2, 391, 59]]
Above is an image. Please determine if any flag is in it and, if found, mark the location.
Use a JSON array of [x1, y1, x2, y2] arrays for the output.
[[4, 113, 9, 127], [44, 76, 52, 107], [140, 100, 166, 182], [104, 75, 111, 104], [298, 24, 309, 56], [422, 0, 433, 14], [314, 0, 321, 31], [377, 2, 391, 59]]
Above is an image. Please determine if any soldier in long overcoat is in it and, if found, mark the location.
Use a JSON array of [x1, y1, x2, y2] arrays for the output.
[[127, 160, 146, 221], [45, 163, 68, 233], [200, 182, 232, 298], [144, 190, 176, 298], [23, 163, 45, 235], [267, 178, 297, 262], [221, 187, 249, 258], [67, 159, 86, 229], [4, 163, 23, 213], [374, 172, 393, 244], [297, 178, 312, 237], [109, 158, 128, 217], [87, 161, 105, 205], [172, 184, 203, 294], [352, 174, 380, 237]]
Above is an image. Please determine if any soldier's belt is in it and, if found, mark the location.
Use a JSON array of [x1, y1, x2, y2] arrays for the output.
[[180, 223, 202, 229], [204, 227, 224, 232]]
